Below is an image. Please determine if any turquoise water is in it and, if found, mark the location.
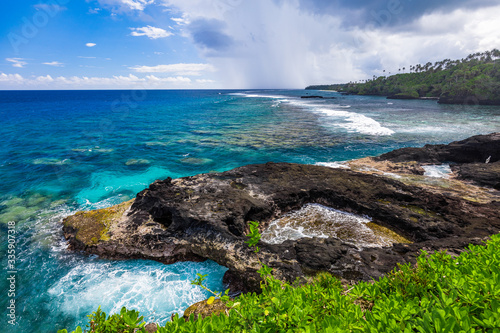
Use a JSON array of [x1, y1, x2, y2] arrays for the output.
[[1, 89, 499, 332]]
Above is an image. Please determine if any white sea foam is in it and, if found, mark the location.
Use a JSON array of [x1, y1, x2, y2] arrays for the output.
[[229, 92, 288, 99], [396, 125, 455, 134], [314, 108, 394, 136], [232, 92, 394, 136], [422, 164, 452, 178], [315, 161, 350, 169], [261, 203, 398, 248], [48, 260, 226, 324], [286, 99, 394, 136], [382, 172, 403, 179], [231, 92, 291, 107]]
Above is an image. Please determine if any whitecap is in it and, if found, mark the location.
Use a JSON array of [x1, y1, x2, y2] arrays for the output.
[[276, 99, 394, 136], [317, 108, 395, 136], [229, 92, 289, 99], [422, 164, 452, 178], [315, 161, 350, 169]]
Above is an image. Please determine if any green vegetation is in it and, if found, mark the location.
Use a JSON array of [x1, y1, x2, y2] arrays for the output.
[[307, 49, 500, 104], [61, 229, 500, 332], [58, 307, 145, 333]]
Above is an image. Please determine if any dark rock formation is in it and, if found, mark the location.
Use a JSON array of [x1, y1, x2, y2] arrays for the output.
[[377, 132, 500, 164], [376, 132, 500, 188], [300, 95, 336, 99], [438, 92, 500, 105], [64, 143, 500, 292], [454, 161, 500, 190], [387, 93, 418, 100]]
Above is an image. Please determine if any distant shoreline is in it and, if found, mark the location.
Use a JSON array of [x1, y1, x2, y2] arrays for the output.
[[306, 49, 500, 105], [306, 86, 500, 105]]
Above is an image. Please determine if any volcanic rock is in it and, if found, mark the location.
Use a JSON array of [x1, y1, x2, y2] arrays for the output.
[[376, 132, 500, 188], [63, 152, 500, 292]]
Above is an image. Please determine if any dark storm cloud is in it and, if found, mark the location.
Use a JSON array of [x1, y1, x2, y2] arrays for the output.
[[160, 0, 500, 88], [188, 18, 234, 50], [298, 0, 499, 28]]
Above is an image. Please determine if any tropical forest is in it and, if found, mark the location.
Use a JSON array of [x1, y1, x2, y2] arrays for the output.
[[306, 49, 500, 105]]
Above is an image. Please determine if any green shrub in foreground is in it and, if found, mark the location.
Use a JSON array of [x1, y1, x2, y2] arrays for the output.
[[61, 233, 500, 333]]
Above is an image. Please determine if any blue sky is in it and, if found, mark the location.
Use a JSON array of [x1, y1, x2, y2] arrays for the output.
[[1, 0, 499, 89]]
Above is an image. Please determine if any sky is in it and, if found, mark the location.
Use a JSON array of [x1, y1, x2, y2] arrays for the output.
[[1, 0, 499, 89]]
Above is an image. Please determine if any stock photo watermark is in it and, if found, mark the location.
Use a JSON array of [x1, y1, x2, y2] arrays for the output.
[[6, 221, 17, 326], [8, 0, 69, 53]]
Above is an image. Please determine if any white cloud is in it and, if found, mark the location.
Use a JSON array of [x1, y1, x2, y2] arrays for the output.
[[161, 0, 238, 21], [96, 0, 154, 12], [145, 75, 191, 83], [43, 61, 64, 67], [33, 3, 66, 13], [6, 58, 27, 68], [196, 79, 215, 84], [0, 73, 24, 83], [0, 73, 200, 89], [86, 43, 97, 47], [160, 0, 500, 88], [171, 16, 190, 25], [351, 6, 500, 77], [130, 26, 173, 39], [36, 75, 54, 83], [130, 63, 215, 76], [121, 0, 154, 10]]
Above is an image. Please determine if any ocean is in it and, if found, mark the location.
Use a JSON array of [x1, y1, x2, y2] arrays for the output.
[[1, 89, 499, 332]]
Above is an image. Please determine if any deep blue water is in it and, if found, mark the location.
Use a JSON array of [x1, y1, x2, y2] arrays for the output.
[[1, 89, 500, 332]]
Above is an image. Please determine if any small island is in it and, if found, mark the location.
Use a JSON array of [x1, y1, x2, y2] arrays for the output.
[[306, 49, 500, 105]]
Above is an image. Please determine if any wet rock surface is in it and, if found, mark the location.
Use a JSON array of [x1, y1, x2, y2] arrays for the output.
[[376, 132, 500, 188], [377, 132, 499, 164], [454, 161, 500, 190], [63, 133, 500, 293]]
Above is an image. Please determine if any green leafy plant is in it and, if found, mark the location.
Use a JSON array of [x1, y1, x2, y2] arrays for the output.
[[191, 272, 231, 304], [190, 220, 273, 305], [61, 232, 500, 332], [245, 221, 273, 280], [59, 306, 146, 333], [245, 220, 262, 252]]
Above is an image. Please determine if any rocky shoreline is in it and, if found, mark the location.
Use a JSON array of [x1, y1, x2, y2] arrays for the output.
[[342, 91, 500, 105], [63, 133, 500, 293]]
